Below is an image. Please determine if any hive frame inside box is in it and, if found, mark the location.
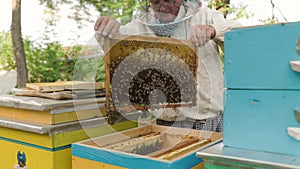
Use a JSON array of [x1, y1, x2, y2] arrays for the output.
[[102, 35, 198, 113], [72, 125, 222, 169]]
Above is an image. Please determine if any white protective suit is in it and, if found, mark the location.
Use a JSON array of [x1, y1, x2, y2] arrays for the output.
[[103, 1, 241, 122]]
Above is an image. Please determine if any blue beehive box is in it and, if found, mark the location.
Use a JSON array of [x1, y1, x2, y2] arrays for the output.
[[223, 22, 300, 156]]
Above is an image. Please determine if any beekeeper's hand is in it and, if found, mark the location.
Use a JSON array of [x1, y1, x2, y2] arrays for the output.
[[94, 16, 120, 39], [190, 25, 216, 47]]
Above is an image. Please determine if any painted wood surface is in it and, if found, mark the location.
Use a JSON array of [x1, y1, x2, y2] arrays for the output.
[[0, 106, 105, 124], [204, 162, 275, 169], [223, 90, 300, 156], [0, 120, 137, 169], [0, 95, 106, 124], [72, 144, 203, 169], [197, 142, 300, 169], [0, 120, 137, 148], [73, 156, 127, 169], [72, 156, 204, 169], [0, 139, 71, 169], [72, 125, 221, 169], [0, 95, 105, 111], [224, 22, 300, 89]]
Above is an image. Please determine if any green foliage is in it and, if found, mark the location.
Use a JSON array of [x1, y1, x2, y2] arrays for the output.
[[72, 46, 106, 82], [24, 39, 81, 82], [0, 32, 15, 70], [22, 39, 106, 83], [73, 55, 105, 82], [39, 0, 147, 25], [227, 4, 253, 20], [208, 0, 230, 11], [0, 31, 75, 82], [2, 0, 252, 83], [79, 0, 147, 25], [208, 1, 253, 20], [0, 1, 107, 83]]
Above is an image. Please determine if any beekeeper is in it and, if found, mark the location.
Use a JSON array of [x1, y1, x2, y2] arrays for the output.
[[94, 0, 241, 132]]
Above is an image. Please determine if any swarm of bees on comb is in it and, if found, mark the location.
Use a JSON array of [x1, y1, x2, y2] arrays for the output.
[[102, 35, 198, 124]]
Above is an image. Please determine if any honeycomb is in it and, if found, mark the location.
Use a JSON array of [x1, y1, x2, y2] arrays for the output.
[[102, 35, 198, 122]]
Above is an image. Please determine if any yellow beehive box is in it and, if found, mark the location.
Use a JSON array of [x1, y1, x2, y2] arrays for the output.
[[0, 115, 137, 169], [0, 95, 106, 124]]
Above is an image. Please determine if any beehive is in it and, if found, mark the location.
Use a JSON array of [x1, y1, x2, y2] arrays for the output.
[[102, 35, 198, 118], [223, 22, 300, 156], [72, 125, 222, 169], [0, 95, 137, 169]]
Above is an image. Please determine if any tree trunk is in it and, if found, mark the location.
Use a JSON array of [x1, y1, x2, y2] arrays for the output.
[[212, 0, 230, 18], [11, 0, 28, 88]]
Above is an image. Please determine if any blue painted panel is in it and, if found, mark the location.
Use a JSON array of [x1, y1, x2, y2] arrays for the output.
[[223, 90, 300, 156], [224, 22, 300, 89], [72, 144, 202, 169]]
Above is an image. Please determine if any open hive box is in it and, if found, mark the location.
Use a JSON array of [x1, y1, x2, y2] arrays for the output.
[[102, 35, 198, 117], [72, 125, 222, 169]]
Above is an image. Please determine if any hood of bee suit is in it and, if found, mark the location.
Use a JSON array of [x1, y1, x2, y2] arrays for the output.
[[138, 0, 201, 36], [142, 0, 200, 23]]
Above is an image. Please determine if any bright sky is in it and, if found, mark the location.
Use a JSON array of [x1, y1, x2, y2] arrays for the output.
[[0, 0, 98, 46], [230, 0, 300, 24], [1, 0, 300, 46]]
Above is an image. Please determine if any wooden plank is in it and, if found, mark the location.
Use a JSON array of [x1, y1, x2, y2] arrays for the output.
[[0, 95, 106, 111], [12, 88, 105, 100], [104, 37, 111, 112], [0, 106, 104, 125], [26, 81, 105, 92], [12, 88, 72, 99], [150, 135, 200, 158], [156, 139, 210, 160], [0, 120, 137, 149], [0, 107, 52, 124]]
